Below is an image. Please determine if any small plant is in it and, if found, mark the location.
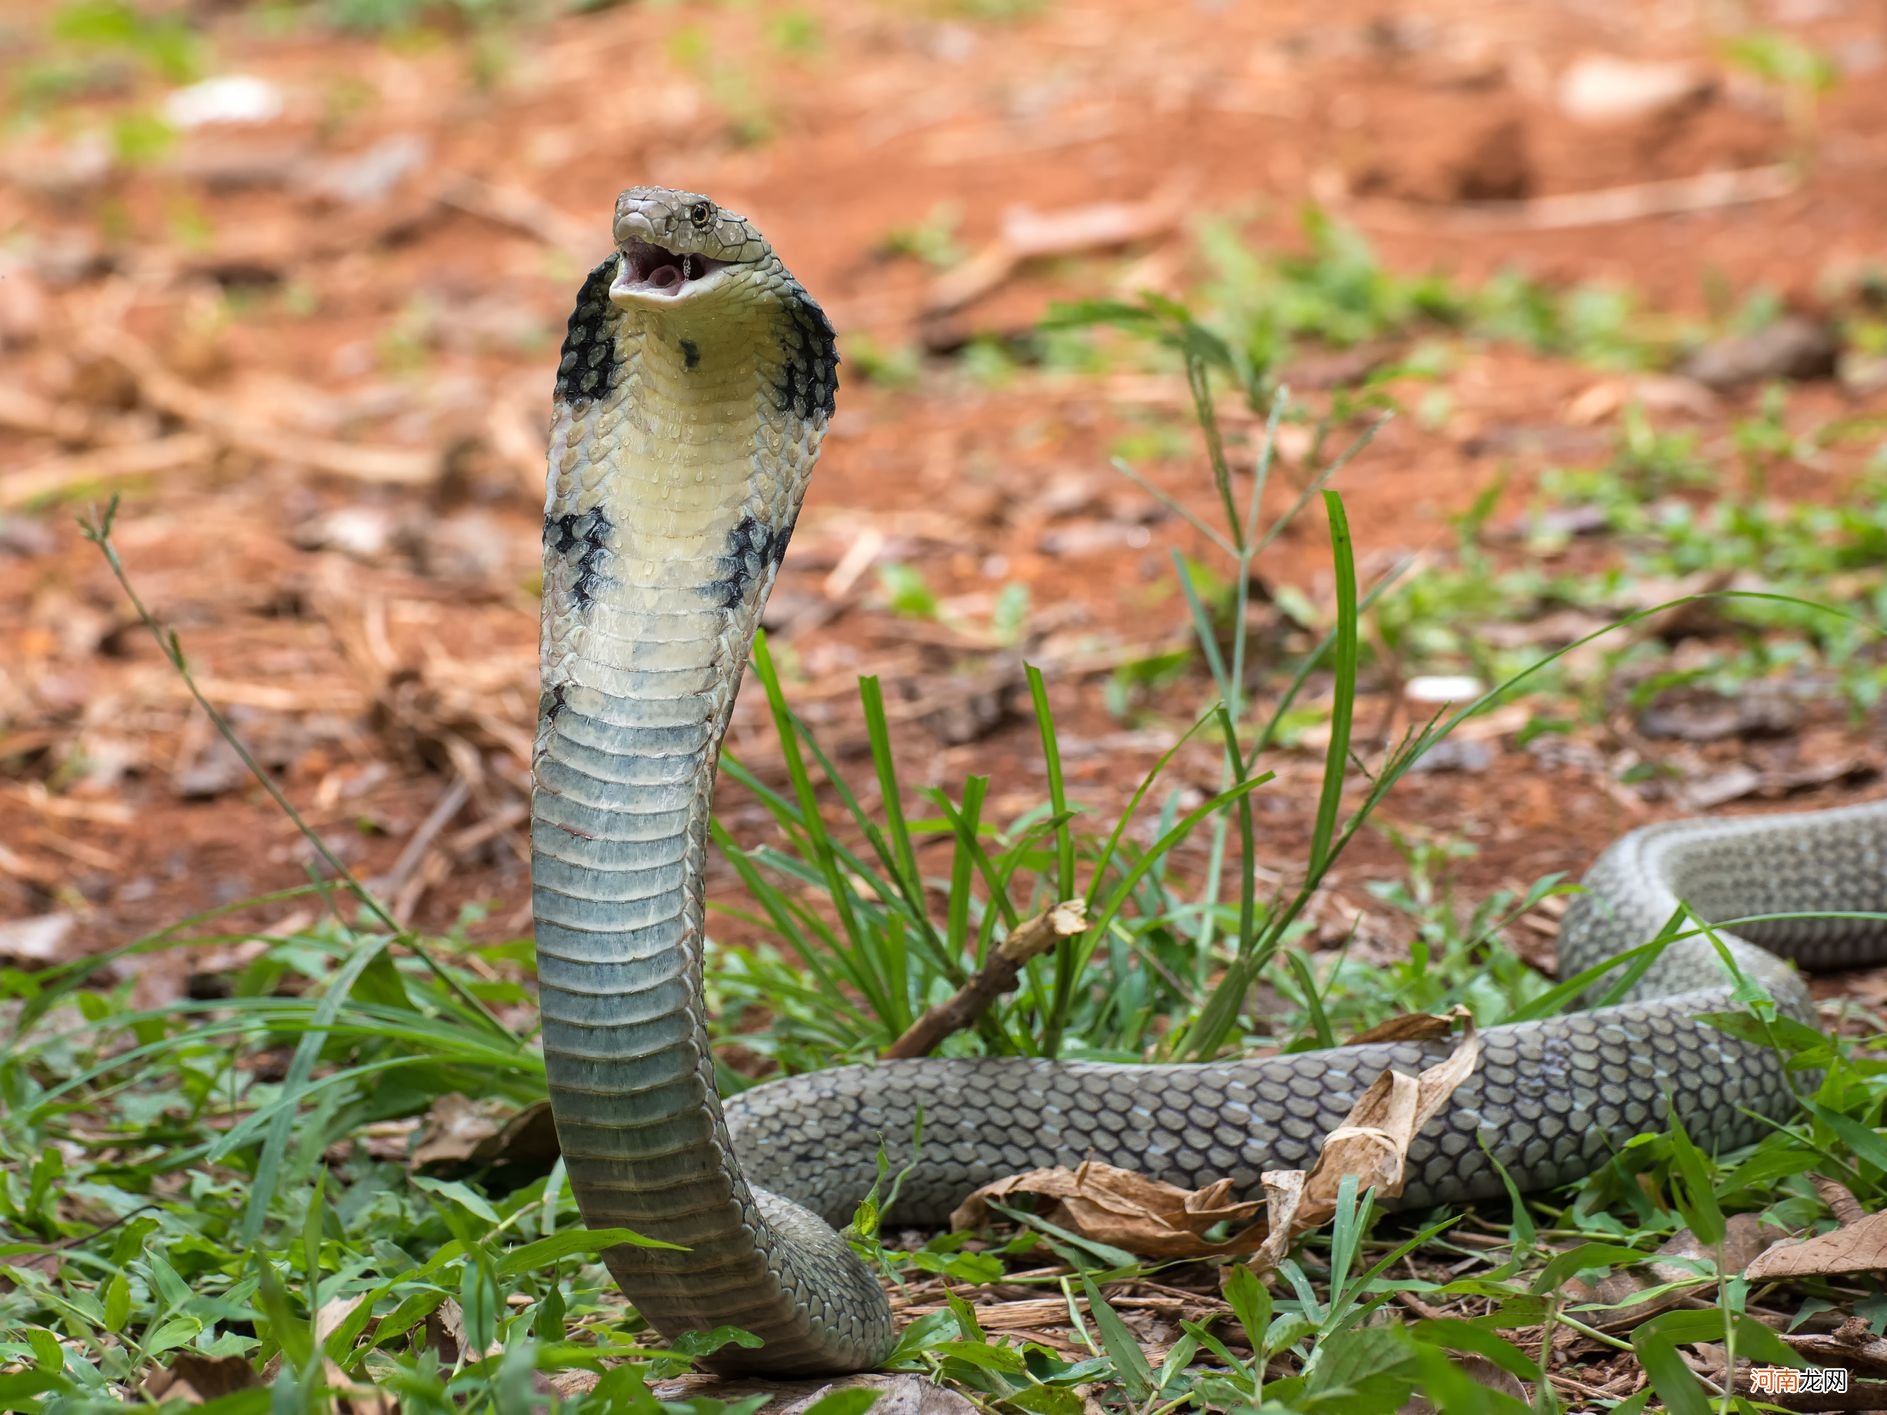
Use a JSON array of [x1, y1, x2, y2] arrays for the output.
[[764, 6, 823, 57], [876, 562, 940, 620], [1187, 208, 1676, 392], [49, 0, 204, 83], [840, 332, 924, 389], [1723, 29, 1838, 145], [922, 0, 1050, 20], [880, 202, 967, 272]]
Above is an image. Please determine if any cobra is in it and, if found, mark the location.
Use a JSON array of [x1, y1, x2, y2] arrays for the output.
[[532, 185, 1887, 1375]]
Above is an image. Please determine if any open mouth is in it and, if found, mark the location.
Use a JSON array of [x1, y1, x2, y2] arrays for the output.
[[610, 238, 731, 300]]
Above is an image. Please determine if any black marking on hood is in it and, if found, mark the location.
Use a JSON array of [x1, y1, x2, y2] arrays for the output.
[[704, 511, 793, 609], [543, 683, 568, 724], [771, 285, 838, 421], [545, 506, 615, 613], [544, 512, 580, 555], [680, 339, 701, 371], [553, 258, 624, 406]]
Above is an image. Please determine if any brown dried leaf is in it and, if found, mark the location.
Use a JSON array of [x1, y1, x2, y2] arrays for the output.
[[950, 1020, 1481, 1268], [1745, 1209, 1887, 1282], [0, 913, 75, 967], [1345, 1009, 1461, 1046], [951, 1159, 1265, 1258], [1566, 1214, 1782, 1332], [141, 1353, 260, 1404], [315, 1294, 397, 1415], [1251, 1016, 1480, 1272], [655, 1374, 977, 1413], [412, 1095, 558, 1175], [1811, 1175, 1865, 1227], [1402, 1353, 1527, 1412]]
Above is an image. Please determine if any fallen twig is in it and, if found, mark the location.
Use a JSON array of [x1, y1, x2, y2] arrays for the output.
[[382, 775, 473, 920], [86, 335, 438, 486], [441, 176, 595, 261], [924, 190, 1187, 315], [1349, 164, 1797, 234], [882, 900, 1087, 1059], [0, 384, 96, 441], [1, 434, 215, 509]]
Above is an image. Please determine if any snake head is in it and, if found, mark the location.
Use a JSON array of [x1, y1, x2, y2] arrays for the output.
[[609, 186, 769, 307]]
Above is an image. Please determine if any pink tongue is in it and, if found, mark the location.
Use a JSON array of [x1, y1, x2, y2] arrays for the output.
[[647, 263, 684, 291]]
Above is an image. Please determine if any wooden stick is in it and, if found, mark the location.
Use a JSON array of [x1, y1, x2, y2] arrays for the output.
[[87, 335, 439, 486], [1349, 164, 1797, 234], [1, 434, 215, 508], [883, 900, 1087, 1059]]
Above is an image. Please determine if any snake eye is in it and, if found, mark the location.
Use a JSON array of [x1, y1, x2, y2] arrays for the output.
[[688, 201, 713, 228]]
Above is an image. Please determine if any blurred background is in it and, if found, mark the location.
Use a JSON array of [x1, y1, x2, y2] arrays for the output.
[[2, 0, 1885, 989]]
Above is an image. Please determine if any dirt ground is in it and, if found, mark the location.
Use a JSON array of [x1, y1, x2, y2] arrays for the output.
[[3, 0, 1885, 987]]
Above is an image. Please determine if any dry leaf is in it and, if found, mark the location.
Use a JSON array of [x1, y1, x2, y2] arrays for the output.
[[1251, 1015, 1480, 1272], [141, 1353, 259, 1403], [315, 1294, 396, 1415], [1780, 1316, 1887, 1377], [0, 913, 75, 967], [654, 1374, 977, 1413], [951, 1017, 1480, 1268], [1402, 1353, 1528, 1413], [1745, 1208, 1887, 1282], [1345, 1009, 1462, 1046], [951, 1159, 1266, 1258], [1811, 1176, 1865, 1226], [412, 1095, 558, 1176], [1564, 1214, 1782, 1332], [1252, 1169, 1309, 1272]]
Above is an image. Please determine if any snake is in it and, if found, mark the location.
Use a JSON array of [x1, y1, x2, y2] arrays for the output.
[[531, 185, 1887, 1376]]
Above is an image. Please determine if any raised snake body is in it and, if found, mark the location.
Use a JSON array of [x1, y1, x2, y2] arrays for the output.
[[532, 186, 1887, 1376]]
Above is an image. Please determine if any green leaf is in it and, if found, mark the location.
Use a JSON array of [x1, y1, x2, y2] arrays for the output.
[[1223, 1264, 1272, 1354], [936, 1340, 1026, 1374], [253, 1256, 312, 1370], [492, 1226, 683, 1277], [1301, 1323, 1418, 1413], [0, 1369, 61, 1411], [102, 1271, 130, 1333], [1308, 490, 1358, 877], [1630, 1311, 1713, 1415], [1003, 1384, 1084, 1415], [144, 1313, 204, 1356], [1409, 1318, 1541, 1384], [25, 1327, 62, 1372], [1664, 1105, 1724, 1247], [799, 1390, 880, 1415], [1079, 1276, 1154, 1403], [1803, 1100, 1887, 1171], [1408, 1344, 1531, 1415], [670, 1325, 765, 1357], [883, 1310, 960, 1366], [369, 1288, 451, 1352], [1533, 1242, 1658, 1292], [459, 1258, 498, 1357], [411, 1175, 503, 1225]]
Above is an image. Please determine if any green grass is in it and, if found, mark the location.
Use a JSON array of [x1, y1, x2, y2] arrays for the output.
[[1364, 402, 1887, 717], [4, 278, 1886, 1415]]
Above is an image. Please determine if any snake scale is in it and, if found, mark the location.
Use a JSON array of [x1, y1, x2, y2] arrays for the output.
[[531, 186, 1887, 1375]]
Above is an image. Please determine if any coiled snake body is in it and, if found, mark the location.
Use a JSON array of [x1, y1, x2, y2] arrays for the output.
[[532, 186, 1887, 1375]]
